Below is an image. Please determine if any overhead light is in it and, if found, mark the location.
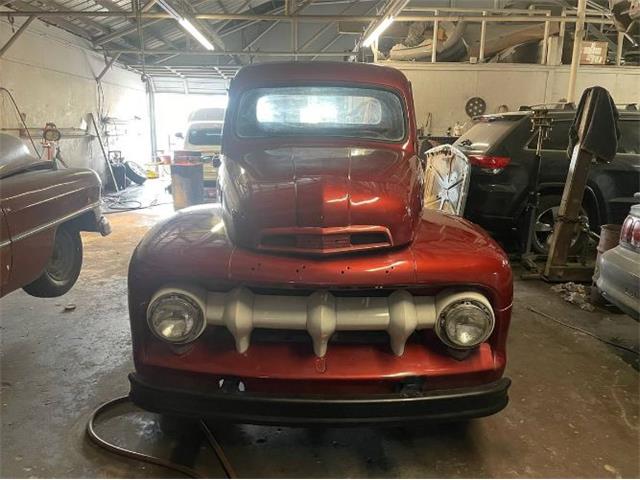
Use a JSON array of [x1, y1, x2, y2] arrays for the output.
[[362, 16, 394, 48], [178, 18, 215, 50], [157, 0, 215, 51]]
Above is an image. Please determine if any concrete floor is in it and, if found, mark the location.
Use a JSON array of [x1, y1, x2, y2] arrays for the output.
[[1, 183, 639, 478]]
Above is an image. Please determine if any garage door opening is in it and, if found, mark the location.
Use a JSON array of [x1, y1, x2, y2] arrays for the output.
[[153, 93, 228, 156]]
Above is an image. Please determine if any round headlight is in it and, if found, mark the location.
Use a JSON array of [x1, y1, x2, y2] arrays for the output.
[[436, 298, 494, 349], [147, 293, 205, 344]]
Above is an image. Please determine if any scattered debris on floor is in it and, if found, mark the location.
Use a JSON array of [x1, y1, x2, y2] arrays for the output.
[[63, 304, 76, 312], [551, 282, 596, 312]]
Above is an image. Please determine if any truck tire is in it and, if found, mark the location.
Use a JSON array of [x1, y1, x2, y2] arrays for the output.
[[125, 161, 147, 185], [23, 226, 83, 298], [532, 194, 590, 255]]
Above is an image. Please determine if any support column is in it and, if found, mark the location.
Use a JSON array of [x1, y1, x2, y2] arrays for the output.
[[146, 78, 158, 162], [566, 0, 587, 103], [616, 31, 624, 66], [479, 11, 487, 62], [431, 10, 438, 63]]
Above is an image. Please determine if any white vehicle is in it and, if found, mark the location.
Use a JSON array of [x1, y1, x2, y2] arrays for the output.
[[177, 108, 225, 191]]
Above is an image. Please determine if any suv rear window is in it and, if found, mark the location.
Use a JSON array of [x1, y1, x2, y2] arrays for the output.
[[454, 117, 520, 153], [526, 119, 639, 154], [188, 125, 222, 146], [527, 120, 570, 151], [619, 120, 640, 154]]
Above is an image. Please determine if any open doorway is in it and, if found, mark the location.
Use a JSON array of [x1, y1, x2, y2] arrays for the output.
[[154, 93, 228, 155]]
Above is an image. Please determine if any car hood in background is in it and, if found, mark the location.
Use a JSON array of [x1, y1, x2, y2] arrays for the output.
[[0, 133, 52, 179]]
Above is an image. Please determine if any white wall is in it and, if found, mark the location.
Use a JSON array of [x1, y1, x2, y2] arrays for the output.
[[385, 62, 640, 135], [0, 15, 151, 181]]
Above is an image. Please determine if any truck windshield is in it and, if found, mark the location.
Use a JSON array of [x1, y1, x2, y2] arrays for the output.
[[188, 126, 222, 146], [235, 86, 406, 141]]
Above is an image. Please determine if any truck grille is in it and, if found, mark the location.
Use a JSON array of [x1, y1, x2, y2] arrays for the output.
[[257, 226, 392, 255], [152, 286, 437, 357]]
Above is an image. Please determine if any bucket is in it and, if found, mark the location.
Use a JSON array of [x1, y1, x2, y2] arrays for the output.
[[596, 224, 622, 255], [171, 163, 204, 210]]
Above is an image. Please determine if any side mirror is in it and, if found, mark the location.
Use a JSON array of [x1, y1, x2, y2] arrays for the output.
[[175, 132, 184, 139]]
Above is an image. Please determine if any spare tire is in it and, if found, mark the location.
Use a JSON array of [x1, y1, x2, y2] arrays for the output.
[[125, 161, 147, 185]]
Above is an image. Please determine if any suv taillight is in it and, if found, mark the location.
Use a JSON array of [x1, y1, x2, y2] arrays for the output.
[[467, 155, 511, 171], [620, 215, 640, 250]]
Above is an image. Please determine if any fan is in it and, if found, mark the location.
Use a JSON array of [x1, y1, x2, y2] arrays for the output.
[[465, 97, 487, 117], [423, 144, 471, 215]]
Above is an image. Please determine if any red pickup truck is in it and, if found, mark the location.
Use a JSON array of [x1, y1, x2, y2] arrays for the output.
[[127, 62, 513, 425]]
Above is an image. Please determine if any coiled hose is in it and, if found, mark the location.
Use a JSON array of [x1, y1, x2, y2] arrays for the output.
[[86, 396, 237, 478]]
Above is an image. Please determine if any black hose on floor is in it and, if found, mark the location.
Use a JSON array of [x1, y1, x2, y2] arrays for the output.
[[86, 396, 236, 478]]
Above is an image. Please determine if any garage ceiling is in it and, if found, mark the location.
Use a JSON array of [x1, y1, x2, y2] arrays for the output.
[[1, 0, 388, 82], [1, 0, 624, 90]]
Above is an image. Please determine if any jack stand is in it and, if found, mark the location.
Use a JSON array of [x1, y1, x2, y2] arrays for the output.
[[543, 88, 612, 283], [520, 108, 551, 280]]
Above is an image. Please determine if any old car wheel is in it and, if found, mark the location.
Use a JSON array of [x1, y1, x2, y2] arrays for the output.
[[532, 194, 589, 255], [125, 161, 147, 185], [23, 226, 83, 298]]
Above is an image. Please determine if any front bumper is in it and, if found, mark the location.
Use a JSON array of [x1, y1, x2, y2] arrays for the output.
[[129, 373, 510, 426]]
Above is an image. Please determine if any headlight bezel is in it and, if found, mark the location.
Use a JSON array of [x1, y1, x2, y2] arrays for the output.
[[435, 292, 495, 350], [147, 289, 207, 344]]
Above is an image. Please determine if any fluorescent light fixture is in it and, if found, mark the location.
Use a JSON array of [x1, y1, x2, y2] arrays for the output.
[[362, 16, 394, 48], [178, 18, 215, 51], [156, 0, 214, 51]]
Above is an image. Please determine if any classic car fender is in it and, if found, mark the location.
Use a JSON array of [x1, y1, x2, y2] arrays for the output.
[[128, 204, 512, 364], [0, 167, 107, 296], [129, 204, 511, 303]]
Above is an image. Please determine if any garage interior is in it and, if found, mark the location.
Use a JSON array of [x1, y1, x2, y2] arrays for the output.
[[1, 0, 639, 478]]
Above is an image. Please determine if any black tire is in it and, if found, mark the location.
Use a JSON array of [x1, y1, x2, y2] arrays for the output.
[[531, 194, 590, 255], [23, 226, 83, 298], [124, 161, 147, 185]]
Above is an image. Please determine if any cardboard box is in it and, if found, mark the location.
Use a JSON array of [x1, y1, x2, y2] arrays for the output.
[[580, 41, 608, 65]]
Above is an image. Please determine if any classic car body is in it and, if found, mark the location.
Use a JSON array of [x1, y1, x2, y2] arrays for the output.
[[0, 133, 110, 298], [128, 62, 513, 425], [596, 202, 640, 320]]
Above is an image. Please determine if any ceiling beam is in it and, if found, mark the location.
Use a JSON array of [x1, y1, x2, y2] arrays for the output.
[[5, 0, 101, 40], [99, 48, 371, 56], [92, 0, 179, 49], [218, 6, 284, 38], [93, 0, 210, 46], [293, 0, 314, 14], [170, 0, 226, 50], [37, 0, 111, 34], [0, 15, 34, 58], [0, 11, 612, 25]]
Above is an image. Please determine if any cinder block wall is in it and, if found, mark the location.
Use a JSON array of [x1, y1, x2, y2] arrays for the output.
[[0, 15, 151, 182]]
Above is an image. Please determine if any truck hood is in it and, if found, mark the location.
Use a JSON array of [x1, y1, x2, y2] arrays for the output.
[[220, 145, 423, 254]]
